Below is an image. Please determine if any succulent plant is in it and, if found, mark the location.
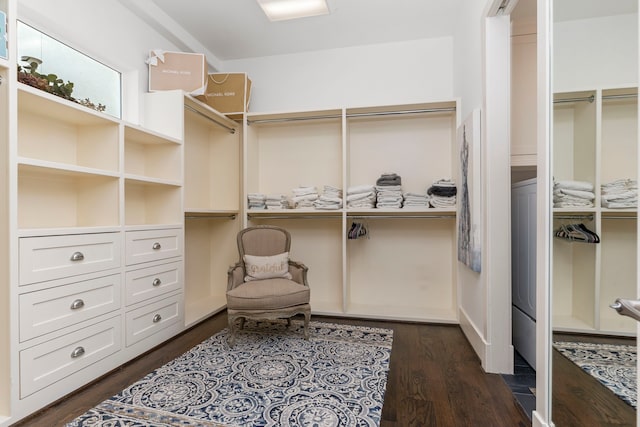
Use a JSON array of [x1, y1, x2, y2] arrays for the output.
[[17, 56, 106, 113]]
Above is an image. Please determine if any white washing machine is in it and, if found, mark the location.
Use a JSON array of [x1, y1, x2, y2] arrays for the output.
[[511, 178, 537, 369]]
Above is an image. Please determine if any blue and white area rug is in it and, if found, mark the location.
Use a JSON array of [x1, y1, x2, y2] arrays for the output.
[[67, 320, 393, 426], [554, 341, 636, 408]]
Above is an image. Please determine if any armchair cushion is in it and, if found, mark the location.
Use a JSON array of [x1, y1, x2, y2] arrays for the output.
[[227, 278, 310, 310], [243, 252, 293, 281]]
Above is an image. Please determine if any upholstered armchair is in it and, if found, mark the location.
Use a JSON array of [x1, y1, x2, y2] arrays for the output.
[[226, 225, 311, 346]]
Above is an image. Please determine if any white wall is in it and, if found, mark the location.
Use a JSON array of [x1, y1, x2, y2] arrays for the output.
[[554, 13, 638, 91], [17, 0, 184, 122], [453, 0, 490, 362], [222, 37, 454, 112]]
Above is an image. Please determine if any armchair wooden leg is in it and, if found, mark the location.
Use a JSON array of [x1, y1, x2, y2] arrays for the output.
[[228, 316, 237, 347], [303, 311, 311, 340]]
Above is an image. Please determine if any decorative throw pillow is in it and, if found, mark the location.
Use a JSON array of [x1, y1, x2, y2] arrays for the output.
[[243, 252, 292, 281]]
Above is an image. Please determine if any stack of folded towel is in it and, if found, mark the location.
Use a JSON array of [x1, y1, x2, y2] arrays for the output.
[[314, 185, 343, 210], [601, 178, 638, 209], [291, 186, 319, 208], [265, 194, 289, 210], [403, 191, 430, 208], [375, 173, 403, 208], [553, 179, 595, 208], [247, 193, 267, 210], [347, 184, 376, 208], [428, 179, 457, 208]]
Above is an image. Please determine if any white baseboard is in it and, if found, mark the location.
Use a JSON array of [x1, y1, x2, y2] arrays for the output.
[[532, 410, 553, 427], [458, 306, 489, 369]]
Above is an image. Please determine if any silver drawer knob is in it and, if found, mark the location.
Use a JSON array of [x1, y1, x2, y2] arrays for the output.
[[152, 242, 161, 250], [152, 314, 162, 323], [70, 299, 85, 310], [70, 346, 85, 358], [152, 278, 162, 287], [70, 251, 85, 262]]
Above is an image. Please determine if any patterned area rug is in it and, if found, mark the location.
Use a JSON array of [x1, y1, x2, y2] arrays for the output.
[[67, 320, 393, 426], [554, 341, 637, 408]]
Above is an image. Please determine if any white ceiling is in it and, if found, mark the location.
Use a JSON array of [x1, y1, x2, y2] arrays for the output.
[[137, 0, 637, 62], [148, 0, 464, 61]]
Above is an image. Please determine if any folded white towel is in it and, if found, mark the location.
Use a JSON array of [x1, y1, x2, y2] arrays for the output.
[[554, 179, 594, 192]]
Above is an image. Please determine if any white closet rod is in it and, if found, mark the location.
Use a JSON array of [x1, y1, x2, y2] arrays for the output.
[[602, 215, 638, 220], [349, 214, 455, 219], [248, 107, 456, 125], [247, 214, 342, 219], [554, 214, 594, 220], [184, 105, 237, 134], [247, 214, 455, 219], [554, 95, 595, 104], [602, 93, 638, 100], [185, 214, 237, 219], [553, 93, 637, 104]]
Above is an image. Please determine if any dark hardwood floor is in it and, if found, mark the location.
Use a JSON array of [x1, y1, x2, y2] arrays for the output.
[[12, 312, 530, 427], [552, 333, 636, 427]]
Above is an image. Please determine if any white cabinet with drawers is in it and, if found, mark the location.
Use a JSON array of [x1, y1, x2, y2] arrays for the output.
[[123, 227, 184, 353], [9, 87, 185, 422]]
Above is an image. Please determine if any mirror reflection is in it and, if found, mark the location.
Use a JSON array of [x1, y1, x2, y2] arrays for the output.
[[551, 1, 638, 425]]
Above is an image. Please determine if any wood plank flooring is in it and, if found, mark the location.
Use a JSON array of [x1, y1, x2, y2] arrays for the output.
[[12, 312, 530, 427], [552, 333, 636, 427]]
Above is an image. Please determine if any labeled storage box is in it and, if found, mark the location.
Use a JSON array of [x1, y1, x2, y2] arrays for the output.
[[196, 73, 252, 114], [148, 50, 207, 93]]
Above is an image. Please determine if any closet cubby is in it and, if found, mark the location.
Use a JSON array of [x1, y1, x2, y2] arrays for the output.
[[124, 124, 182, 183], [552, 90, 597, 195], [598, 215, 637, 334], [346, 102, 457, 203], [18, 165, 119, 229], [184, 96, 240, 212], [346, 216, 457, 321], [18, 85, 120, 174], [552, 86, 638, 336], [600, 88, 638, 189], [182, 95, 242, 326], [245, 109, 343, 207], [124, 179, 182, 226], [248, 217, 344, 315], [552, 216, 598, 331]]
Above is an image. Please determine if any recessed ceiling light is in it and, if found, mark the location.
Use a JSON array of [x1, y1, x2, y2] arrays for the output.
[[257, 0, 330, 22]]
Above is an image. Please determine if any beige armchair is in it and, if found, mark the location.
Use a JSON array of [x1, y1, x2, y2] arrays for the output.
[[226, 225, 311, 346]]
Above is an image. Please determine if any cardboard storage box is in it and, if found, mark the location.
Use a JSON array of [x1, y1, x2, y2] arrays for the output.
[[196, 73, 252, 114], [148, 50, 207, 92]]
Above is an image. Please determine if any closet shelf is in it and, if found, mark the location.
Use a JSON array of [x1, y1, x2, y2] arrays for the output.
[[124, 175, 182, 187], [18, 83, 118, 125], [18, 158, 120, 178], [124, 122, 182, 145], [17, 225, 121, 238]]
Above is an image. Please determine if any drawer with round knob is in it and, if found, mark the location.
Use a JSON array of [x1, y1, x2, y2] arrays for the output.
[[19, 273, 121, 342], [125, 261, 182, 306], [125, 294, 182, 346], [125, 228, 182, 266], [19, 233, 121, 285], [19, 316, 121, 398]]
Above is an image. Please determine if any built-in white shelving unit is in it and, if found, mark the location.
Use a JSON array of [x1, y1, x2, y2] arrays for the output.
[[244, 101, 460, 323], [552, 86, 638, 336]]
